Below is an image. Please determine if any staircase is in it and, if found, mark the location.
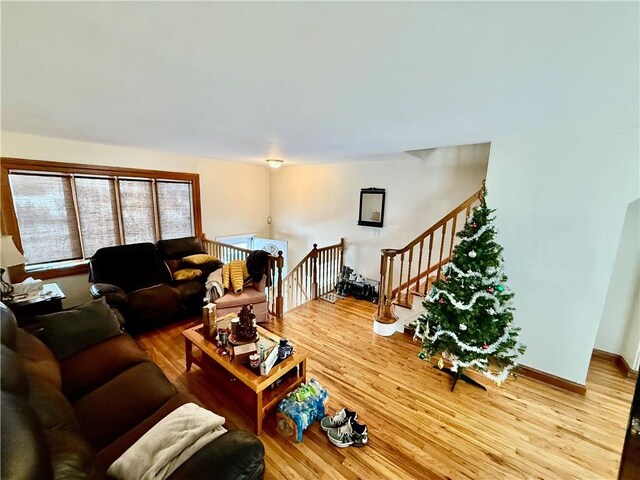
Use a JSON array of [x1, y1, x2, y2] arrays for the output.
[[373, 189, 482, 336], [282, 239, 344, 313]]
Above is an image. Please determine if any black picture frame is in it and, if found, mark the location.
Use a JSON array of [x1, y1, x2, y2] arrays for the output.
[[357, 188, 385, 228]]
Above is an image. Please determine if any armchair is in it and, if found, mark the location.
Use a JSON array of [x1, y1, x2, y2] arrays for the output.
[[215, 274, 268, 323], [89, 243, 181, 333]]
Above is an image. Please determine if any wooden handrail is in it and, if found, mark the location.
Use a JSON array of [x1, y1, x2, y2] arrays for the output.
[[376, 188, 482, 322], [282, 238, 344, 313], [382, 190, 481, 255]]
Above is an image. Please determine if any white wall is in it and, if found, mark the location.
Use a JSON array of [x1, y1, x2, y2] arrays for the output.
[[596, 199, 640, 366], [486, 128, 639, 385], [1, 132, 270, 307], [621, 278, 640, 371], [270, 143, 489, 279]]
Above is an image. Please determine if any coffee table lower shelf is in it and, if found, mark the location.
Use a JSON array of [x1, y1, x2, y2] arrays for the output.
[[183, 325, 308, 435]]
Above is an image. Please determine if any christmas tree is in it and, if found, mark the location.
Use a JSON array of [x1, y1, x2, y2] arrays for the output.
[[415, 186, 525, 390]]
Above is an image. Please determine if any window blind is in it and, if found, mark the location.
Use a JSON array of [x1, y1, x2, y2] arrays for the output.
[[157, 181, 194, 240], [9, 173, 83, 264], [75, 177, 121, 257], [119, 179, 156, 244]]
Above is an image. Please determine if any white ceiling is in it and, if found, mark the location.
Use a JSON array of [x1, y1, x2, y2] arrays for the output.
[[2, 2, 638, 165]]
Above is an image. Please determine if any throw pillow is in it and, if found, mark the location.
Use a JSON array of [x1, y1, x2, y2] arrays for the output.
[[37, 298, 122, 360], [173, 268, 203, 282], [182, 254, 219, 265]]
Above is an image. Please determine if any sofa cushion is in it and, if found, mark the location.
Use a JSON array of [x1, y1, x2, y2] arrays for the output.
[[215, 287, 266, 309], [164, 258, 181, 275], [73, 362, 177, 450], [45, 428, 95, 480], [127, 284, 181, 324], [1, 303, 18, 349], [28, 373, 96, 480], [37, 298, 122, 360], [61, 334, 149, 401], [156, 236, 205, 259], [174, 280, 205, 303], [89, 393, 195, 479], [1, 391, 54, 480], [90, 242, 172, 293], [1, 345, 29, 396], [28, 376, 80, 433], [16, 329, 62, 389], [169, 431, 266, 480]]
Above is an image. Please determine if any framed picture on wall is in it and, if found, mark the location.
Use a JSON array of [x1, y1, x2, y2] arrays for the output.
[[358, 188, 385, 228]]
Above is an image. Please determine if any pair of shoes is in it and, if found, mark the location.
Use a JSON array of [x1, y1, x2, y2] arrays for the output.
[[320, 407, 357, 431], [327, 418, 368, 447], [321, 408, 368, 448]]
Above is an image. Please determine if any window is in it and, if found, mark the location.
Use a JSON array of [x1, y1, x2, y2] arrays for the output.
[[1, 158, 201, 279]]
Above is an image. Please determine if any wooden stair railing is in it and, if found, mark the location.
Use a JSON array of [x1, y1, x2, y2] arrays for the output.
[[201, 236, 284, 319], [282, 238, 344, 313], [376, 189, 482, 323]]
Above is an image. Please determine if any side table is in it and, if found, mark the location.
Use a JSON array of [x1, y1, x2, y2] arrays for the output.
[[5, 283, 66, 327]]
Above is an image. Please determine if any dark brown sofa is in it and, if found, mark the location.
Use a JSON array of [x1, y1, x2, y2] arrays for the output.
[[89, 237, 222, 333], [89, 242, 182, 333], [0, 303, 265, 480]]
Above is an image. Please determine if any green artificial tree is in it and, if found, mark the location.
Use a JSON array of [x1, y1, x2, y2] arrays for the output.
[[415, 186, 525, 391]]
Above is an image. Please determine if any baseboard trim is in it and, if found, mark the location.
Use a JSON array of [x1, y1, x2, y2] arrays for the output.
[[517, 365, 587, 395], [592, 349, 639, 380], [591, 348, 619, 362]]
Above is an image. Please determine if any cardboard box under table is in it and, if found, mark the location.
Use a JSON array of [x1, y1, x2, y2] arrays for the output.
[[182, 324, 308, 435]]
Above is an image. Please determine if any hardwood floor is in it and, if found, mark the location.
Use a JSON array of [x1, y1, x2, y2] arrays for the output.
[[136, 297, 635, 479]]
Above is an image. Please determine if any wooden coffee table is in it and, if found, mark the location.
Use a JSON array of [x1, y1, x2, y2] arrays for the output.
[[182, 324, 308, 435]]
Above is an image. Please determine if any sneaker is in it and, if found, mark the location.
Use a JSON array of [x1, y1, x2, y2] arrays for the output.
[[327, 418, 368, 448], [320, 408, 357, 431]]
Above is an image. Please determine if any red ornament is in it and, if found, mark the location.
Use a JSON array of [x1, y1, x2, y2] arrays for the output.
[[438, 298, 445, 304], [482, 343, 488, 350], [487, 287, 494, 293], [472, 223, 477, 228]]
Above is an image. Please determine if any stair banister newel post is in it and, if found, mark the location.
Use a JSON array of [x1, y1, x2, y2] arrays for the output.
[[378, 251, 387, 320], [311, 244, 319, 300], [381, 249, 396, 321], [276, 251, 284, 319]]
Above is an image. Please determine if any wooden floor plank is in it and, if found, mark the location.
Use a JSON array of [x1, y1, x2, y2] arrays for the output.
[[136, 297, 635, 479]]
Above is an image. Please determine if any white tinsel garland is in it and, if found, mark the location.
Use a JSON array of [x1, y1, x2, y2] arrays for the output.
[[415, 319, 524, 384], [425, 324, 516, 354], [427, 288, 514, 314], [459, 222, 494, 243], [442, 262, 505, 287], [457, 360, 517, 383], [438, 346, 523, 383]]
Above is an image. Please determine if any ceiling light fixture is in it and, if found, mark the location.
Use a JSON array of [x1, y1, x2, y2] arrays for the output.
[[266, 158, 284, 169]]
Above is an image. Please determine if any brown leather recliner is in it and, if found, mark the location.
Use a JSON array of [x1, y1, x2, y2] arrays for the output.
[[89, 242, 182, 333]]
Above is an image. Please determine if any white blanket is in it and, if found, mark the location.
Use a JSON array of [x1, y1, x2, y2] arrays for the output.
[[205, 269, 224, 303], [107, 403, 227, 480]]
